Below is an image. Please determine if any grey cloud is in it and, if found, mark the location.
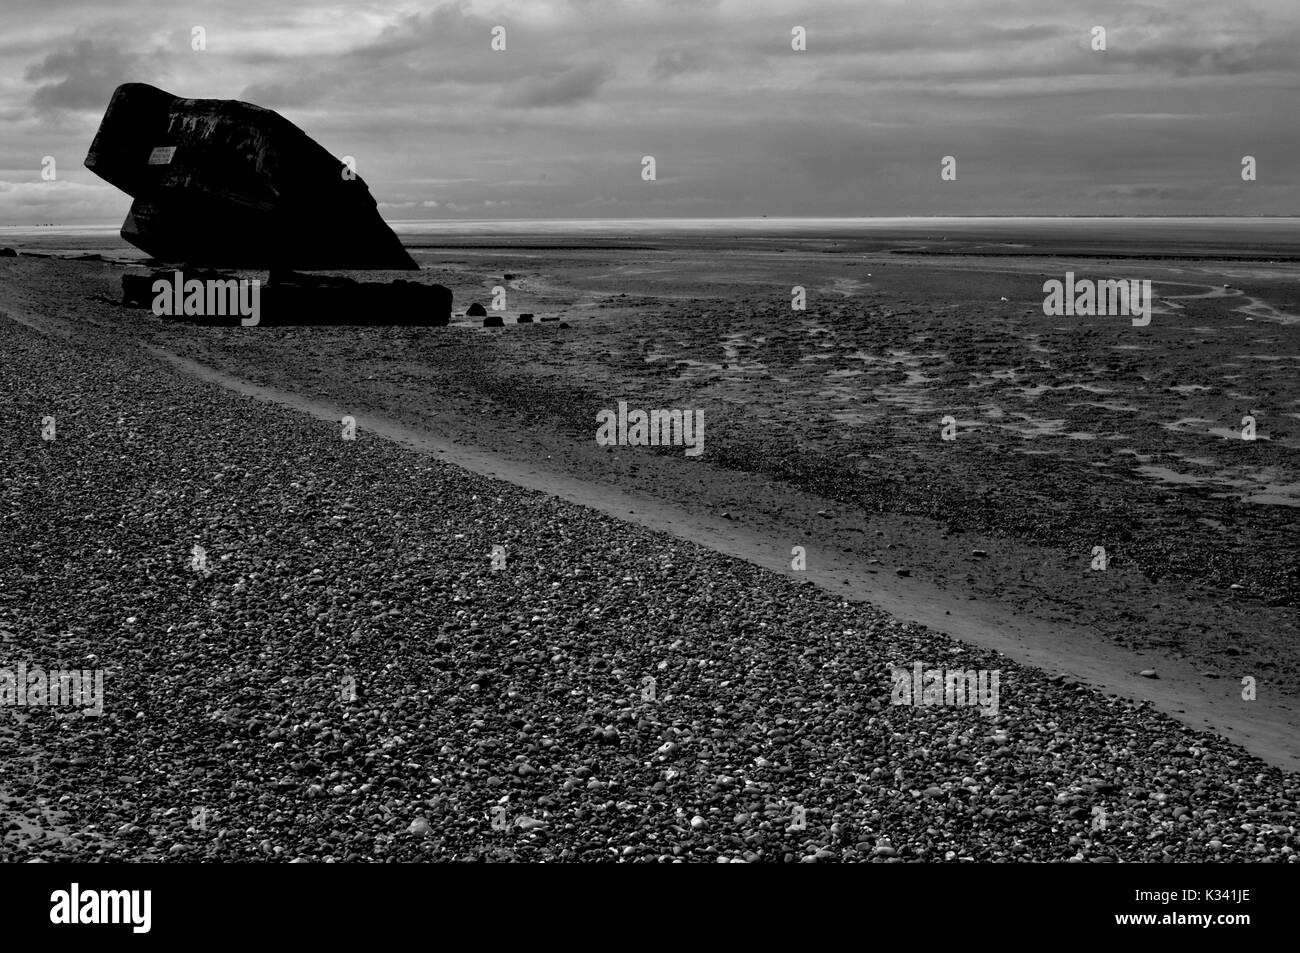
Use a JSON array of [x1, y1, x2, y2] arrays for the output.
[[502, 62, 611, 108], [651, 49, 707, 80], [1084, 183, 1217, 202], [1116, 35, 1300, 76], [355, 2, 497, 62], [25, 39, 150, 112], [4, 0, 1300, 223], [219, 2, 495, 69], [802, 21, 1070, 57], [239, 75, 330, 109]]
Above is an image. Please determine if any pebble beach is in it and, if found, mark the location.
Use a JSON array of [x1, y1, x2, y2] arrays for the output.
[[2, 250, 1298, 862]]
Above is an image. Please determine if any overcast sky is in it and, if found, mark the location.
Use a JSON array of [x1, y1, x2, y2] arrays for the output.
[[2, 0, 1298, 225]]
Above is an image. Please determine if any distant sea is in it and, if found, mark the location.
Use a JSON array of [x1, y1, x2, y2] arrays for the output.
[[4, 217, 1300, 262]]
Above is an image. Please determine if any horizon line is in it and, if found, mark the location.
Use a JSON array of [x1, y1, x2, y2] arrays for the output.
[[7, 213, 1300, 230]]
